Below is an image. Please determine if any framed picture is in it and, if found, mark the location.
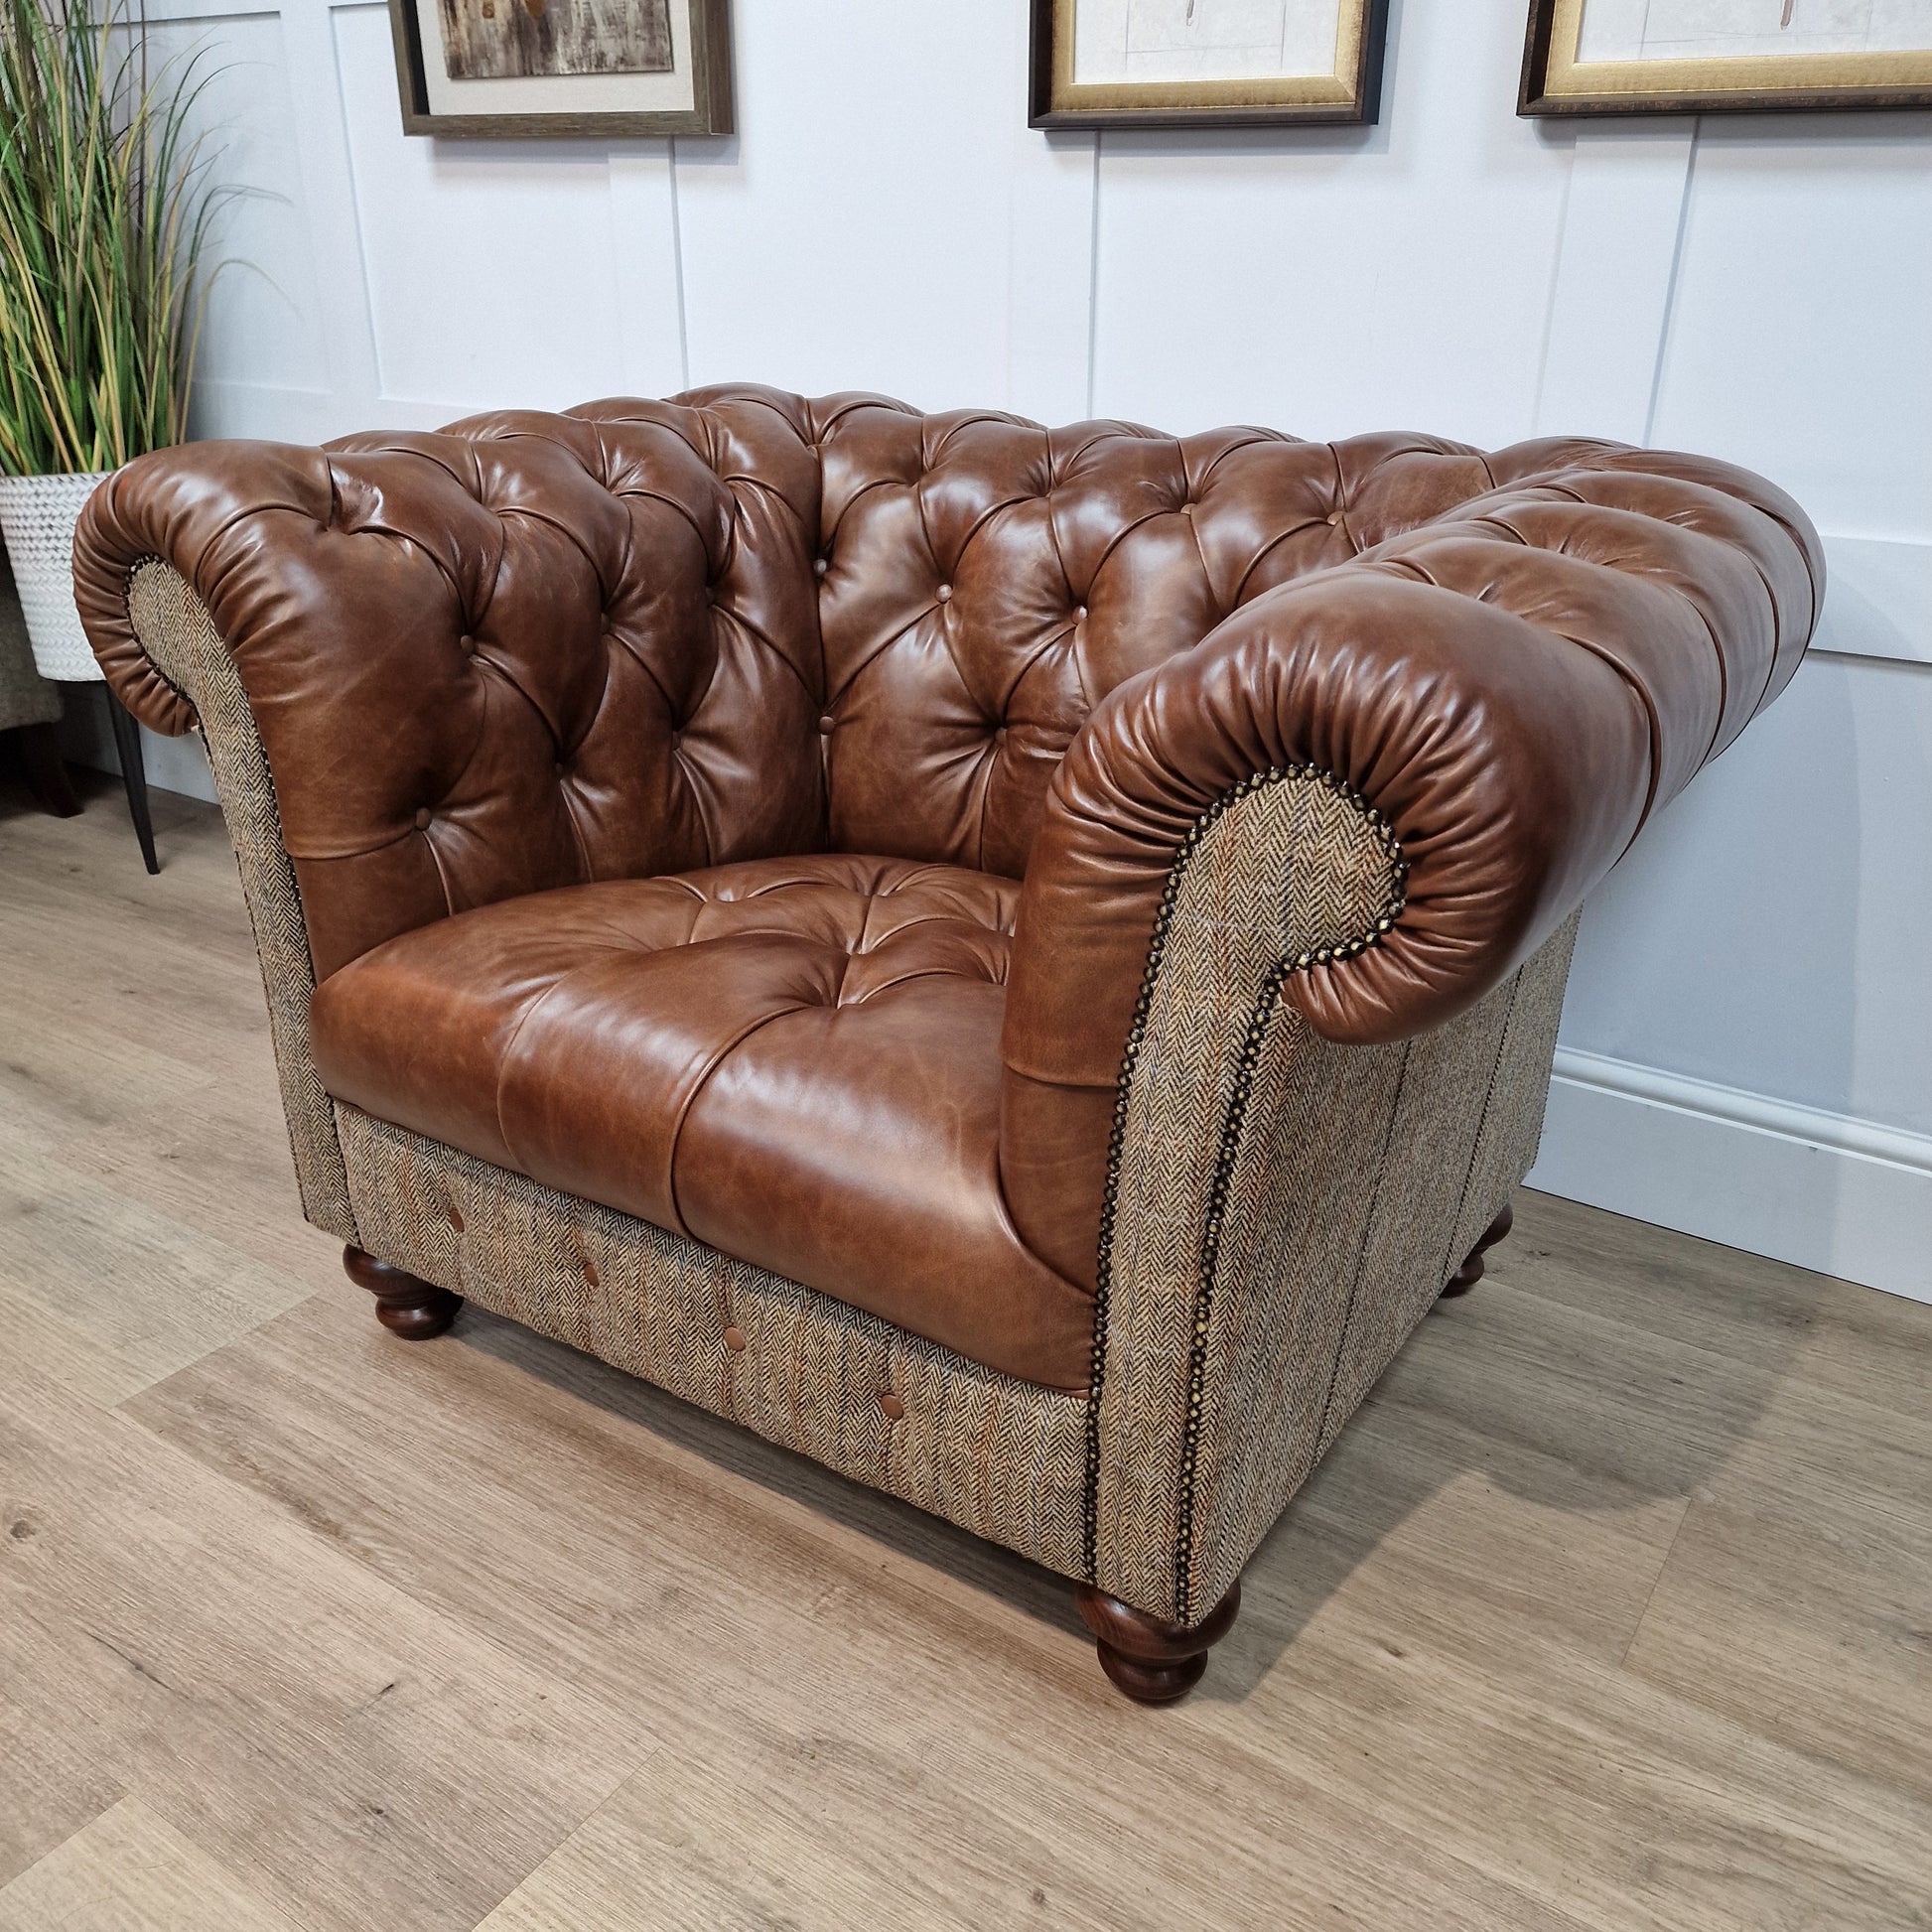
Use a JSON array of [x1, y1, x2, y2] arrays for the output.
[[387, 0, 732, 138], [1521, 0, 1932, 115], [1028, 0, 1391, 128]]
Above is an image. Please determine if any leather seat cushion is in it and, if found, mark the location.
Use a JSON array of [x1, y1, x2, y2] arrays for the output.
[[309, 855, 1093, 1390]]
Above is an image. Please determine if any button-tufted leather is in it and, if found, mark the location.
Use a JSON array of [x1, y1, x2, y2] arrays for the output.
[[78, 402, 831, 981], [74, 386, 1822, 1377], [310, 853, 1094, 1387]]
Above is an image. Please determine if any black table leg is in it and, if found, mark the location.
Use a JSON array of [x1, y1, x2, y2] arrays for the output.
[[105, 688, 160, 874]]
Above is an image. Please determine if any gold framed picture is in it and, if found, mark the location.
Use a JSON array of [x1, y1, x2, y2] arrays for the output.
[[387, 0, 733, 138], [1028, 0, 1391, 128], [1522, 0, 1932, 115]]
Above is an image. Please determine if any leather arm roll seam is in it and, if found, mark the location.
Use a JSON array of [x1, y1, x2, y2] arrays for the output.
[[1082, 762, 1406, 1588]]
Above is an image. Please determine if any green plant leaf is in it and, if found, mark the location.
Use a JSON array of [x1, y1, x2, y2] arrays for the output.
[[0, 0, 226, 475]]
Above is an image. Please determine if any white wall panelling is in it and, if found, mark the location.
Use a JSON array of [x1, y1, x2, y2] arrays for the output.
[[1089, 0, 1573, 445], [608, 145, 687, 396], [1816, 537, 1932, 666], [673, 0, 1034, 406], [1533, 120, 1696, 443], [146, 10, 335, 399], [338, 6, 630, 410], [1652, 115, 1932, 543], [1527, 650, 1932, 1299], [57, 0, 1932, 1301]]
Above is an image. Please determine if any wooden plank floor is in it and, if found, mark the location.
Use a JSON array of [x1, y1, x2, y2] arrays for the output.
[[3, 772, 1929, 1932]]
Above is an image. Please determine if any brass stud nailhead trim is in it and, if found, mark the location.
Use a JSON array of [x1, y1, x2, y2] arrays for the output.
[[1080, 762, 1407, 1603], [1171, 963, 1286, 1622]]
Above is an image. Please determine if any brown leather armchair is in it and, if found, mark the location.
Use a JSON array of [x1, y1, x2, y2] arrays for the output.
[[74, 389, 1820, 1701]]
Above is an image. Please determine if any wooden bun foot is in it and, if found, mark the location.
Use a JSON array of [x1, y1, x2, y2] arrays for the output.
[[1441, 1201, 1514, 1299], [1074, 1579, 1242, 1705], [343, 1246, 462, 1339]]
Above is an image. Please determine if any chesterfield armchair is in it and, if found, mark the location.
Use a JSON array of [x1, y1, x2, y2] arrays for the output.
[[73, 390, 1820, 1701]]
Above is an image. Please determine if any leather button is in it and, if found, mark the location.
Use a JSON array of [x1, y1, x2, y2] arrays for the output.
[[723, 1324, 747, 1354], [1327, 508, 1345, 526], [879, 1392, 904, 1421], [936, 584, 952, 603], [813, 557, 828, 577], [446, 1201, 464, 1233], [1180, 502, 1195, 517], [459, 633, 477, 655], [581, 1257, 600, 1288], [413, 807, 432, 831], [553, 760, 566, 778], [818, 714, 835, 735], [1075, 606, 1088, 621]]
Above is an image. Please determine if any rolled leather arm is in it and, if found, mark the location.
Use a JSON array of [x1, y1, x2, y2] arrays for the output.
[[74, 415, 737, 734], [71, 410, 790, 982], [1000, 447, 1821, 1282]]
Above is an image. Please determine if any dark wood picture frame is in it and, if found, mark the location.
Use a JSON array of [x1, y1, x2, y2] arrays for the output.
[[387, 0, 733, 139], [1521, 0, 1932, 116], [1028, 0, 1390, 129]]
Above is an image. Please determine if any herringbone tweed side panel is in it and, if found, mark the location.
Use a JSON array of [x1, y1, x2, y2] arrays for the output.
[[1188, 917, 1580, 1624], [1094, 763, 1580, 1626], [337, 1104, 1090, 1578], [1093, 772, 1401, 1620], [125, 561, 357, 1242], [1451, 911, 1581, 1285], [1311, 911, 1581, 1466]]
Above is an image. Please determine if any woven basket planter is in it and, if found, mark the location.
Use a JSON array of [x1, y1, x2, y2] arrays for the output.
[[0, 472, 111, 682]]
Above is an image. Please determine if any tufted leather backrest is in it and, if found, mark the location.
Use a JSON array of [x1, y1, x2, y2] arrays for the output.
[[739, 389, 1508, 878], [76, 384, 1819, 985], [80, 397, 829, 978]]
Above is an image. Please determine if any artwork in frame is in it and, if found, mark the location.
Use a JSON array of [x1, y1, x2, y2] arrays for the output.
[[387, 0, 732, 137], [1521, 0, 1932, 115], [1028, 0, 1392, 127]]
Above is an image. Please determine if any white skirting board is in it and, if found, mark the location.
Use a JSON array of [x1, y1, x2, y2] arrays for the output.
[[1529, 1048, 1932, 1306]]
